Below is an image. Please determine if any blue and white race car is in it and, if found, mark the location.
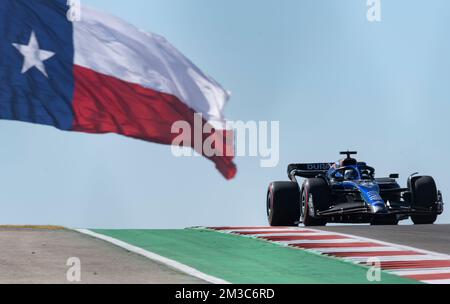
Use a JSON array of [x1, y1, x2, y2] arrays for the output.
[[267, 151, 444, 226]]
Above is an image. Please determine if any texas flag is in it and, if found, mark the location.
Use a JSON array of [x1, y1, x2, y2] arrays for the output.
[[0, 0, 237, 179]]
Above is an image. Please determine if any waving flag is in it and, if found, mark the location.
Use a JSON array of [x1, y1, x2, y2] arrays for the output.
[[0, 0, 236, 179]]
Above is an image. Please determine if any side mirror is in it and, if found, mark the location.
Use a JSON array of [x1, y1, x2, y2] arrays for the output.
[[389, 174, 399, 179]]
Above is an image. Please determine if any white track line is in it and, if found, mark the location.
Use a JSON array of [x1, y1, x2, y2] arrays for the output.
[[279, 239, 365, 244], [344, 255, 448, 263], [391, 268, 450, 276], [311, 246, 404, 253], [76, 229, 230, 284], [221, 228, 310, 233], [243, 232, 335, 237], [422, 279, 450, 284]]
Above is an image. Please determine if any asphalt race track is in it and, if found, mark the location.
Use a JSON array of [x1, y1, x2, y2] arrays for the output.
[[0, 227, 206, 284], [318, 224, 450, 254], [1, 225, 450, 283]]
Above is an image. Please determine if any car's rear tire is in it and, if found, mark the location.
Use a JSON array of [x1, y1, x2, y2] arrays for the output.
[[409, 176, 438, 225], [301, 178, 329, 227], [411, 214, 438, 225], [267, 182, 300, 226]]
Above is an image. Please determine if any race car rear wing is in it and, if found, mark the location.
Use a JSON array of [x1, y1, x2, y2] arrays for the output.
[[288, 163, 333, 181]]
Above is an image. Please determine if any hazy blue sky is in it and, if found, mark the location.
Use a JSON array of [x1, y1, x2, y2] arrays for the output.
[[1, 0, 449, 228]]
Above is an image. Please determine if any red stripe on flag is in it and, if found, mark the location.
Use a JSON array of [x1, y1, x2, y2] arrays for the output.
[[403, 273, 450, 281], [291, 242, 384, 249], [328, 251, 424, 258], [262, 235, 349, 241], [369, 260, 450, 270], [72, 65, 237, 179]]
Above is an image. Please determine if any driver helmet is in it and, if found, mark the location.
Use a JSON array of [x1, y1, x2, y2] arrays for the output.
[[344, 169, 358, 181], [361, 169, 371, 179]]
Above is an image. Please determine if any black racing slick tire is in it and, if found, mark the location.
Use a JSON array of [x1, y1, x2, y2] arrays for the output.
[[267, 182, 300, 227], [411, 214, 438, 225], [301, 178, 330, 227], [410, 176, 439, 225]]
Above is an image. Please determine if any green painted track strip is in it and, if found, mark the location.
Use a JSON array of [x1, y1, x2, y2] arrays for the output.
[[92, 229, 417, 284]]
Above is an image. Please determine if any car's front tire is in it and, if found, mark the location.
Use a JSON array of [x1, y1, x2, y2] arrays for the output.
[[301, 178, 329, 227], [409, 176, 439, 225], [411, 214, 438, 225], [267, 182, 300, 226]]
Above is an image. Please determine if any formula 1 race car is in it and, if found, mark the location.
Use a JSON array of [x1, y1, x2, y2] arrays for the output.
[[267, 151, 444, 226]]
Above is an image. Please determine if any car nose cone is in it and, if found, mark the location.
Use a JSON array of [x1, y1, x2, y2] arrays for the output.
[[371, 204, 388, 214]]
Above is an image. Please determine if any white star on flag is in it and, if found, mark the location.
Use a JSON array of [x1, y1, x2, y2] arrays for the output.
[[12, 31, 55, 78]]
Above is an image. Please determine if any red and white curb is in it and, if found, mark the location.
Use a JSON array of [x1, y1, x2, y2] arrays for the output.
[[208, 227, 450, 284]]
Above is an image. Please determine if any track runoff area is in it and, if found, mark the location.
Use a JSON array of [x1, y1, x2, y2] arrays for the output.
[[78, 225, 450, 285]]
